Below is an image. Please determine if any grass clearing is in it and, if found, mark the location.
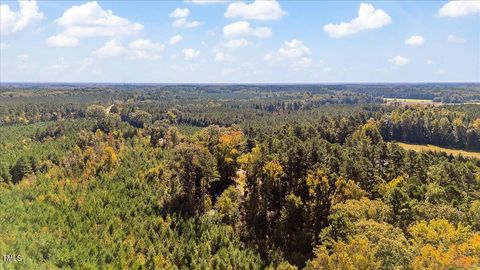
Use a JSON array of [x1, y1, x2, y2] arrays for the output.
[[384, 98, 441, 106], [176, 124, 204, 135], [396, 142, 480, 159], [385, 98, 432, 103]]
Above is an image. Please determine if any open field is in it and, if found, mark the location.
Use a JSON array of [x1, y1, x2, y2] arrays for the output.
[[384, 98, 441, 105], [397, 142, 480, 159], [176, 124, 204, 135]]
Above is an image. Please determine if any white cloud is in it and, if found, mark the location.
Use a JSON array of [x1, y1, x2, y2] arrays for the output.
[[172, 18, 201, 28], [169, 34, 183, 45], [324, 3, 391, 38], [92, 39, 125, 58], [224, 38, 249, 48], [438, 1, 480, 17], [129, 39, 164, 50], [388, 55, 409, 66], [223, 21, 271, 38], [263, 53, 273, 61], [169, 7, 201, 28], [53, 1, 142, 43], [0, 43, 8, 49], [448, 34, 466, 43], [91, 38, 165, 60], [183, 48, 200, 60], [265, 39, 312, 70], [225, 0, 286, 20], [13, 0, 44, 32], [169, 8, 189, 18], [405, 35, 425, 46], [186, 0, 228, 4], [46, 34, 79, 47], [427, 60, 434, 65], [323, 67, 333, 73], [215, 51, 226, 62], [1, 0, 44, 35], [278, 39, 311, 58], [0, 5, 16, 35], [293, 57, 313, 70], [128, 39, 164, 60]]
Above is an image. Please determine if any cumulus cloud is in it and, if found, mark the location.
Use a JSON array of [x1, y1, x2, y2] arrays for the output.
[[47, 34, 79, 47], [170, 7, 201, 28], [224, 38, 249, 48], [324, 3, 391, 38], [225, 0, 286, 20], [183, 48, 200, 60], [1, 5, 17, 35], [448, 34, 466, 43], [427, 60, 433, 65], [405, 35, 425, 46], [1, 0, 44, 35], [172, 18, 201, 28], [278, 40, 311, 58], [0, 43, 8, 49], [169, 34, 183, 45], [48, 1, 142, 45], [388, 55, 409, 66], [170, 8, 189, 18], [265, 39, 312, 70], [186, 0, 228, 4], [129, 39, 164, 50], [92, 38, 164, 60], [92, 39, 125, 58], [1, 5, 17, 34], [128, 39, 164, 60], [223, 21, 271, 38], [405, 36, 425, 46], [57, 1, 143, 36], [438, 1, 480, 17]]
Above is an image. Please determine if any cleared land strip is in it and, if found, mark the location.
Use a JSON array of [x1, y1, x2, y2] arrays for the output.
[[397, 142, 480, 159]]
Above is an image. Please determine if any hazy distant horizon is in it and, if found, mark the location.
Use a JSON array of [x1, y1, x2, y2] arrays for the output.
[[1, 81, 480, 86]]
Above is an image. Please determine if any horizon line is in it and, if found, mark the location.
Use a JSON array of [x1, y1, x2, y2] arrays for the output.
[[1, 81, 479, 85]]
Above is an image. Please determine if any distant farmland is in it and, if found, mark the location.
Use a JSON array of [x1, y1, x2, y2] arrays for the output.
[[384, 98, 441, 105]]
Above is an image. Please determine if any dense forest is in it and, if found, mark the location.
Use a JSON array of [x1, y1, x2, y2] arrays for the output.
[[1, 84, 479, 269]]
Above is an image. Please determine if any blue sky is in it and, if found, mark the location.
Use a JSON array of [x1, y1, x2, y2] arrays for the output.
[[1, 0, 479, 83]]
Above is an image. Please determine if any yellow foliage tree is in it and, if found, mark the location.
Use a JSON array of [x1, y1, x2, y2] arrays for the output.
[[305, 235, 380, 270], [263, 160, 285, 182], [409, 219, 480, 269], [331, 177, 367, 204]]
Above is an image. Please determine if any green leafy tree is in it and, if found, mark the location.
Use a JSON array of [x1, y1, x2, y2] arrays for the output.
[[10, 156, 33, 183], [171, 142, 219, 215]]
